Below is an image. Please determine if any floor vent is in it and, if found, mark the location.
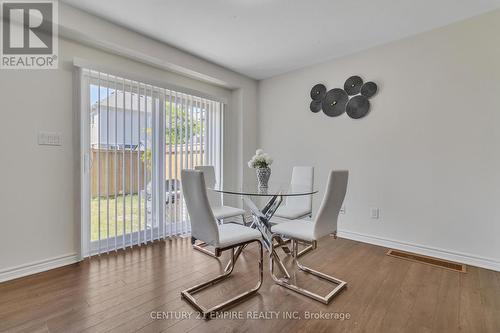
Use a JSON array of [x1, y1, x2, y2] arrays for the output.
[[386, 249, 466, 273]]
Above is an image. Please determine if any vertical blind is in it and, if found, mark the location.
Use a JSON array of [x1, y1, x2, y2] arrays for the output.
[[80, 68, 224, 257]]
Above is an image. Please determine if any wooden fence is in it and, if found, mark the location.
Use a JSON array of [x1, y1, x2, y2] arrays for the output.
[[91, 147, 203, 197]]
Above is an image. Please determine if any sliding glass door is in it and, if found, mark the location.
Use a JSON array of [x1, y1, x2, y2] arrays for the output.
[[80, 68, 224, 257]]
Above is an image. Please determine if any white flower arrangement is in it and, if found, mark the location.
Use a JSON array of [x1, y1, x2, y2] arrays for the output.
[[248, 149, 273, 169]]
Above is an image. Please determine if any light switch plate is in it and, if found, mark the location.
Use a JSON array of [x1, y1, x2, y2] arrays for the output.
[[38, 132, 62, 146], [370, 208, 380, 219]]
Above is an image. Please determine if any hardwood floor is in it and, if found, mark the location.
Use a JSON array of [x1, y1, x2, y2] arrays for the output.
[[1, 237, 499, 333]]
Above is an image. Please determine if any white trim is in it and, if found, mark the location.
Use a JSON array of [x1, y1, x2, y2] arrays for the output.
[[73, 57, 229, 104], [338, 229, 500, 272], [79, 68, 90, 260], [0, 254, 80, 283]]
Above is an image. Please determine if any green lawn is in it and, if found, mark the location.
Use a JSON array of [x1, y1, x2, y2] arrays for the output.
[[90, 194, 183, 241]]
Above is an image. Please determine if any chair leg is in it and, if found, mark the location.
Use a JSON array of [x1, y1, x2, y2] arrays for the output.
[[193, 236, 246, 271], [224, 243, 246, 272], [182, 239, 263, 319], [192, 238, 218, 258], [269, 237, 347, 304], [296, 240, 314, 257]]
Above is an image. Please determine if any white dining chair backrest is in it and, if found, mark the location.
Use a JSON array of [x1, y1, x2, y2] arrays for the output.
[[194, 165, 222, 207], [313, 170, 348, 239], [181, 169, 220, 245], [286, 166, 314, 211]]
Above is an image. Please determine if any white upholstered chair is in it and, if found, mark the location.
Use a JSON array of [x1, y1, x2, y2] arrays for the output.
[[270, 170, 348, 304], [181, 169, 263, 318], [274, 166, 314, 220], [195, 166, 246, 224]]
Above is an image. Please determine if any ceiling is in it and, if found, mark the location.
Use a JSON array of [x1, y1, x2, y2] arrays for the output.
[[62, 0, 500, 80]]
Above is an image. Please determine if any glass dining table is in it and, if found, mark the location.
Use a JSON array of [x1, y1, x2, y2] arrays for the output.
[[209, 182, 318, 277]]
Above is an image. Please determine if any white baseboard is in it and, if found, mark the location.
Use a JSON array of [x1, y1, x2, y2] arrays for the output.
[[338, 229, 500, 272], [1, 230, 498, 283], [0, 253, 80, 283]]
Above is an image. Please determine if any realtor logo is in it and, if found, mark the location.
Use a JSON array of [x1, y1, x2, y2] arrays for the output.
[[1, 0, 58, 69]]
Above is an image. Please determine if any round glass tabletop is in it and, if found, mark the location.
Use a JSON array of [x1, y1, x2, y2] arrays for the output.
[[209, 182, 318, 197]]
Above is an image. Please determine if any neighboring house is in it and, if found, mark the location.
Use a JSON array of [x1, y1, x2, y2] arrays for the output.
[[91, 90, 153, 150]]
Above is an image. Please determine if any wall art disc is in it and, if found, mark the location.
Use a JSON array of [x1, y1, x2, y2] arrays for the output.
[[360, 81, 378, 98], [344, 76, 363, 95], [322, 88, 348, 117], [310, 84, 327, 100], [346, 95, 370, 119], [310, 100, 322, 113]]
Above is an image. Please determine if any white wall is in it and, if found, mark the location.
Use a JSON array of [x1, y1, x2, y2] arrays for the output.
[[258, 10, 500, 270], [58, 3, 259, 194], [0, 4, 258, 280]]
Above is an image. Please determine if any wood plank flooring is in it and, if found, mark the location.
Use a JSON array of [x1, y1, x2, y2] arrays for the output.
[[1, 237, 499, 333]]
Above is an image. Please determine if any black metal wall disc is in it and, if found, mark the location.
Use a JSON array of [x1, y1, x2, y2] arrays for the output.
[[361, 81, 378, 98], [310, 84, 327, 100], [310, 100, 322, 113], [346, 95, 370, 119], [344, 76, 363, 95], [322, 88, 348, 117]]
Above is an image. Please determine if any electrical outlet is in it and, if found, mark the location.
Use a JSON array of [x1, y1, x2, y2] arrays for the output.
[[370, 208, 380, 219], [340, 205, 346, 215], [38, 132, 62, 146]]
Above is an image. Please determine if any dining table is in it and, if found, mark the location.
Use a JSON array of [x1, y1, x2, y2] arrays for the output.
[[210, 182, 318, 277]]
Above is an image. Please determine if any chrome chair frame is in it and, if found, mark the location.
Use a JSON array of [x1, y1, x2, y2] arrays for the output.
[[270, 235, 346, 304], [191, 238, 218, 258], [182, 238, 263, 319]]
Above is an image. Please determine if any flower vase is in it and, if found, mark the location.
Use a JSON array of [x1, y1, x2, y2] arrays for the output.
[[256, 167, 271, 188]]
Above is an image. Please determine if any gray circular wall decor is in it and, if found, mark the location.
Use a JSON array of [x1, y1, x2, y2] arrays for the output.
[[346, 95, 370, 119], [361, 81, 378, 98], [310, 100, 322, 113], [309, 76, 378, 119], [344, 76, 363, 95], [322, 88, 348, 117], [310, 84, 327, 100]]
